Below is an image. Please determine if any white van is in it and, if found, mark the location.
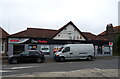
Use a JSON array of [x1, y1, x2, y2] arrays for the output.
[[54, 44, 94, 61]]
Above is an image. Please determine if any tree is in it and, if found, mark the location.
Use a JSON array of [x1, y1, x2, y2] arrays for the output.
[[114, 34, 120, 55]]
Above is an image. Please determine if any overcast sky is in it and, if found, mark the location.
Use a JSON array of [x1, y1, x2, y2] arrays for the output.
[[0, 0, 119, 35]]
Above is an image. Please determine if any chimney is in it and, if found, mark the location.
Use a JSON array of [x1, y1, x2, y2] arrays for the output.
[[106, 24, 114, 34]]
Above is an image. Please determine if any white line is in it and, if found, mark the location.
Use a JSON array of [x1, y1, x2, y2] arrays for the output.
[[0, 70, 13, 72], [4, 66, 37, 70], [94, 68, 101, 70]]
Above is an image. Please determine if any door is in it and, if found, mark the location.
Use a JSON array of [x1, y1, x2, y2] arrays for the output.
[[62, 47, 71, 59], [96, 45, 103, 56], [20, 51, 31, 62], [13, 44, 24, 55]]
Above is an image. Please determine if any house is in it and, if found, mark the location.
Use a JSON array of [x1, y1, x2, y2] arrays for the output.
[[8, 21, 112, 57], [98, 24, 120, 41], [0, 27, 9, 56]]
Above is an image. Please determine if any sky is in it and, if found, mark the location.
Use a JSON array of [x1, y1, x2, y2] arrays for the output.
[[0, 0, 119, 35]]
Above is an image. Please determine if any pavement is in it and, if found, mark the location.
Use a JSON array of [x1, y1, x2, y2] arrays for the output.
[[3, 68, 118, 77]]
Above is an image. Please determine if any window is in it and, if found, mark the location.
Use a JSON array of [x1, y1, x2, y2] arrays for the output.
[[58, 35, 60, 37], [28, 45, 37, 50], [104, 47, 110, 54], [1, 42, 5, 53], [62, 47, 70, 53], [41, 45, 49, 52], [97, 46, 102, 54], [13, 44, 24, 54], [64, 27, 67, 30], [74, 28, 76, 31], [80, 35, 82, 39], [69, 36, 72, 40], [29, 51, 39, 55], [22, 51, 29, 55]]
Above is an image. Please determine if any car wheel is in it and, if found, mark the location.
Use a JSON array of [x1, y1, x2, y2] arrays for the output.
[[87, 56, 93, 61], [37, 58, 42, 63], [11, 59, 18, 64], [60, 57, 65, 62]]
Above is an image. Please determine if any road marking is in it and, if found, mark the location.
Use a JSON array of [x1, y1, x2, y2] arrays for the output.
[[4, 66, 37, 70], [94, 68, 101, 70], [0, 70, 13, 72]]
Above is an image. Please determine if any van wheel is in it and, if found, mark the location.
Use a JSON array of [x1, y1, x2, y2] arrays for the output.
[[11, 59, 18, 64], [87, 56, 93, 61], [60, 57, 65, 62]]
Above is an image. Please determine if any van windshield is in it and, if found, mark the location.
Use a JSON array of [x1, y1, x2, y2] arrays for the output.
[[59, 47, 63, 52]]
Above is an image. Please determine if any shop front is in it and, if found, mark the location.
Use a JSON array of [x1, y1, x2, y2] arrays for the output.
[[8, 37, 113, 57]]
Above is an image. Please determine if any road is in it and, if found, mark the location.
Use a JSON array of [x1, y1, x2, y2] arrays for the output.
[[1, 56, 119, 77]]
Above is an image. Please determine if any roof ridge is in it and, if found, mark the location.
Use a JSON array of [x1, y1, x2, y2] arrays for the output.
[[27, 27, 58, 31]]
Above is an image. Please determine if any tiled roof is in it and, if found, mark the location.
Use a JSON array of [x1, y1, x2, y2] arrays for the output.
[[98, 25, 120, 36], [9, 28, 58, 38], [0, 27, 9, 39], [9, 22, 108, 41]]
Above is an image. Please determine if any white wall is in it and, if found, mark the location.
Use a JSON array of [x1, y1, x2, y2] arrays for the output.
[[54, 24, 86, 40]]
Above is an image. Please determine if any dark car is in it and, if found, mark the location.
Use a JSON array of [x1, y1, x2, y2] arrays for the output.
[[9, 50, 45, 64]]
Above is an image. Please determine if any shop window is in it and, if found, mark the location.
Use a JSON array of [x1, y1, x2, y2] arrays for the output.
[[28, 45, 37, 50], [97, 46, 102, 54], [53, 45, 63, 53], [41, 45, 50, 54], [104, 46, 110, 54]]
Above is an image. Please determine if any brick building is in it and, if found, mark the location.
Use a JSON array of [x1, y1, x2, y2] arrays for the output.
[[0, 27, 9, 56], [98, 24, 120, 41]]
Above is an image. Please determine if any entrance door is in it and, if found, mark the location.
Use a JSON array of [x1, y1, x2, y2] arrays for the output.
[[96, 45, 103, 56], [13, 44, 24, 55]]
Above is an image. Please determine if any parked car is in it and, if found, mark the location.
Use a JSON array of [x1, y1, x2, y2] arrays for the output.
[[54, 44, 94, 62], [8, 50, 45, 64]]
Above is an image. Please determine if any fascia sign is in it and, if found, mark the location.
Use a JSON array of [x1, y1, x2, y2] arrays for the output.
[[9, 38, 29, 44]]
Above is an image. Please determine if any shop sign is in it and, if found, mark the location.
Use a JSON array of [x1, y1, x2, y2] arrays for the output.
[[9, 38, 29, 43], [109, 42, 113, 46], [31, 39, 48, 43]]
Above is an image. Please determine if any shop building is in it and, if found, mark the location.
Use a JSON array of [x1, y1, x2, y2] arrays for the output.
[[0, 27, 9, 56], [8, 21, 113, 57]]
